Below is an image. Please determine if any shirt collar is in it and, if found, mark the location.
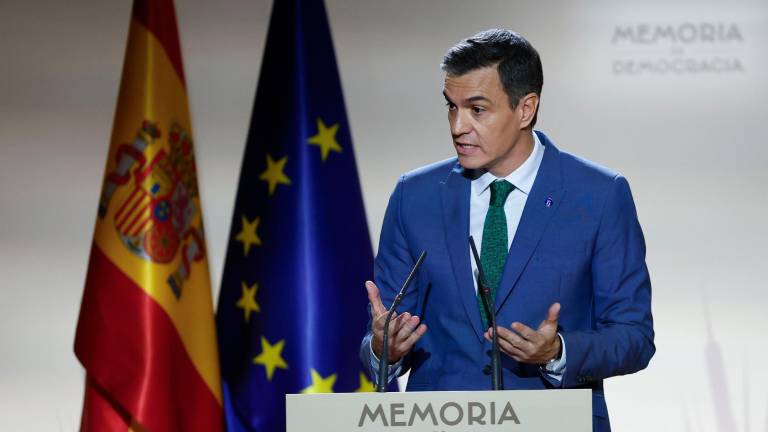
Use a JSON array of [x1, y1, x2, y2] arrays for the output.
[[471, 131, 545, 197]]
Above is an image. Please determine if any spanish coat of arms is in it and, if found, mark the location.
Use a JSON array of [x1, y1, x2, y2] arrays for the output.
[[98, 120, 205, 299]]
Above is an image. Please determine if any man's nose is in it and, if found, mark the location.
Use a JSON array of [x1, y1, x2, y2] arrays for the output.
[[451, 110, 471, 137]]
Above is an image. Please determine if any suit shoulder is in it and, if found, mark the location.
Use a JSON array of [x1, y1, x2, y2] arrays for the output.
[[557, 148, 625, 187], [398, 157, 458, 185], [537, 131, 626, 188], [554, 148, 638, 214]]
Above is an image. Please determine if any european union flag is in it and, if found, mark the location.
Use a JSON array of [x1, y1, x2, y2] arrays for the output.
[[215, 0, 375, 430]]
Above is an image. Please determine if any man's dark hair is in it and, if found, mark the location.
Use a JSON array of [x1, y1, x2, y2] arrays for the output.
[[441, 29, 543, 127]]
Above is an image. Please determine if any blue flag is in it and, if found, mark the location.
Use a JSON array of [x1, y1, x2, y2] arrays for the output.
[[215, 0, 375, 430]]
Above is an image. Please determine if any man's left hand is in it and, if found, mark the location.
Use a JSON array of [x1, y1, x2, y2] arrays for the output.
[[483, 302, 561, 365]]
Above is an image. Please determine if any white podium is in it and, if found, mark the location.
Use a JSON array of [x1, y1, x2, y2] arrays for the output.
[[287, 389, 591, 431]]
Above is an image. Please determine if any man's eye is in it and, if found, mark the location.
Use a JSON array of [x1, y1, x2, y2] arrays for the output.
[[445, 102, 456, 110], [472, 106, 485, 114]]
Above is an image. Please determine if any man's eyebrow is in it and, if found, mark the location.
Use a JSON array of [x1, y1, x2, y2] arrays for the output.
[[442, 92, 490, 104], [467, 95, 490, 103]]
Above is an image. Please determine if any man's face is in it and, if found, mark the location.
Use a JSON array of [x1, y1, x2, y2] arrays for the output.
[[443, 66, 532, 177]]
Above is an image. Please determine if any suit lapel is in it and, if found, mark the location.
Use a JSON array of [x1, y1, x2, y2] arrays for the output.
[[441, 164, 484, 341], [495, 132, 566, 313]]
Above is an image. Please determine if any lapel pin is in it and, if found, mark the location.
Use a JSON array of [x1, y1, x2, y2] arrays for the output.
[[545, 197, 553, 208]]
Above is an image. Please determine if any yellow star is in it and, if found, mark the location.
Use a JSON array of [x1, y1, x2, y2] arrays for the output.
[[252, 337, 288, 380], [234, 215, 261, 256], [301, 368, 337, 394], [354, 372, 375, 393], [259, 154, 291, 196], [235, 281, 260, 322], [307, 118, 342, 162]]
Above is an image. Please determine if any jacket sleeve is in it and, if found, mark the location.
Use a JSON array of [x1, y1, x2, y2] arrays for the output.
[[359, 176, 420, 385], [561, 174, 655, 387]]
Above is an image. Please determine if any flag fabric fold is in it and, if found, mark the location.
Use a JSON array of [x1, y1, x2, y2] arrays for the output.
[[216, 0, 375, 430], [74, 1, 223, 430]]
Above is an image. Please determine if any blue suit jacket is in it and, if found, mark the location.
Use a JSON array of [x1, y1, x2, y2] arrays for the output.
[[361, 131, 655, 431]]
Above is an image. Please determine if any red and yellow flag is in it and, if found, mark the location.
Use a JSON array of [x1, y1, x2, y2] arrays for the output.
[[74, 1, 222, 430]]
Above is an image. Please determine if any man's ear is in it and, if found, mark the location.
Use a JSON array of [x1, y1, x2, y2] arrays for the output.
[[518, 93, 539, 129]]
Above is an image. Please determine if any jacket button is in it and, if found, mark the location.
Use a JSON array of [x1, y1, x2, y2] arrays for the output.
[[482, 365, 492, 375]]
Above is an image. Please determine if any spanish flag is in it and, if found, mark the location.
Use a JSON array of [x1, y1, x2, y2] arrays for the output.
[[74, 0, 222, 430]]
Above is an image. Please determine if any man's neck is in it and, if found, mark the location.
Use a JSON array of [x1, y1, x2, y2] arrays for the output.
[[487, 130, 535, 178]]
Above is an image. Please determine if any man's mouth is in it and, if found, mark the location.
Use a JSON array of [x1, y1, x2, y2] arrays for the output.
[[455, 142, 478, 155]]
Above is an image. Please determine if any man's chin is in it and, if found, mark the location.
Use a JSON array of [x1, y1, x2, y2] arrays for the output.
[[457, 154, 485, 170]]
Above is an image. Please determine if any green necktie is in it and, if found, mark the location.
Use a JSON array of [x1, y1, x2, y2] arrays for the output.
[[477, 180, 515, 329]]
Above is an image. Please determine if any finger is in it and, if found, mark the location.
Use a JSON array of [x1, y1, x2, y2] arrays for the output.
[[393, 314, 417, 344], [510, 322, 538, 342], [380, 311, 413, 347], [373, 311, 396, 335], [487, 328, 530, 361], [495, 326, 527, 345], [365, 281, 387, 316], [394, 315, 422, 350], [484, 328, 502, 343], [381, 312, 402, 336], [397, 323, 428, 353], [497, 326, 535, 352], [545, 302, 560, 324], [496, 336, 526, 360], [484, 326, 509, 341], [371, 311, 396, 359], [390, 312, 411, 335], [538, 302, 561, 332]]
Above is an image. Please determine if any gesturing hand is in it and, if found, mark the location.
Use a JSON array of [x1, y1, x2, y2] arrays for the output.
[[484, 302, 562, 365], [366, 280, 428, 364]]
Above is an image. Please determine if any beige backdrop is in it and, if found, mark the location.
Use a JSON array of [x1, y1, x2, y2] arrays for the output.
[[1, 0, 766, 430]]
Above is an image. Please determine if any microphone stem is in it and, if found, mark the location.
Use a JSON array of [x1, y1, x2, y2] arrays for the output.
[[469, 236, 504, 391], [377, 310, 394, 392], [376, 251, 427, 393], [488, 294, 503, 391]]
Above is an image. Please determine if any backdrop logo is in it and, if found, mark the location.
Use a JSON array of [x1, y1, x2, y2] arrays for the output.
[[611, 22, 745, 75]]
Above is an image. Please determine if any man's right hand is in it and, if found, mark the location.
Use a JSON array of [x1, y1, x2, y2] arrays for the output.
[[366, 280, 428, 364]]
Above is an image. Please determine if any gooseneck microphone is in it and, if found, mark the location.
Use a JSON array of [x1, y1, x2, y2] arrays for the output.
[[376, 250, 427, 393], [469, 236, 504, 391]]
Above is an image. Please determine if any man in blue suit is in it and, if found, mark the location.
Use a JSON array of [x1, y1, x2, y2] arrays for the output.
[[360, 29, 654, 431]]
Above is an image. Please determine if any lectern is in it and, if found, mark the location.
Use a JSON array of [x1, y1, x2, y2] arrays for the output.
[[287, 389, 591, 431]]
